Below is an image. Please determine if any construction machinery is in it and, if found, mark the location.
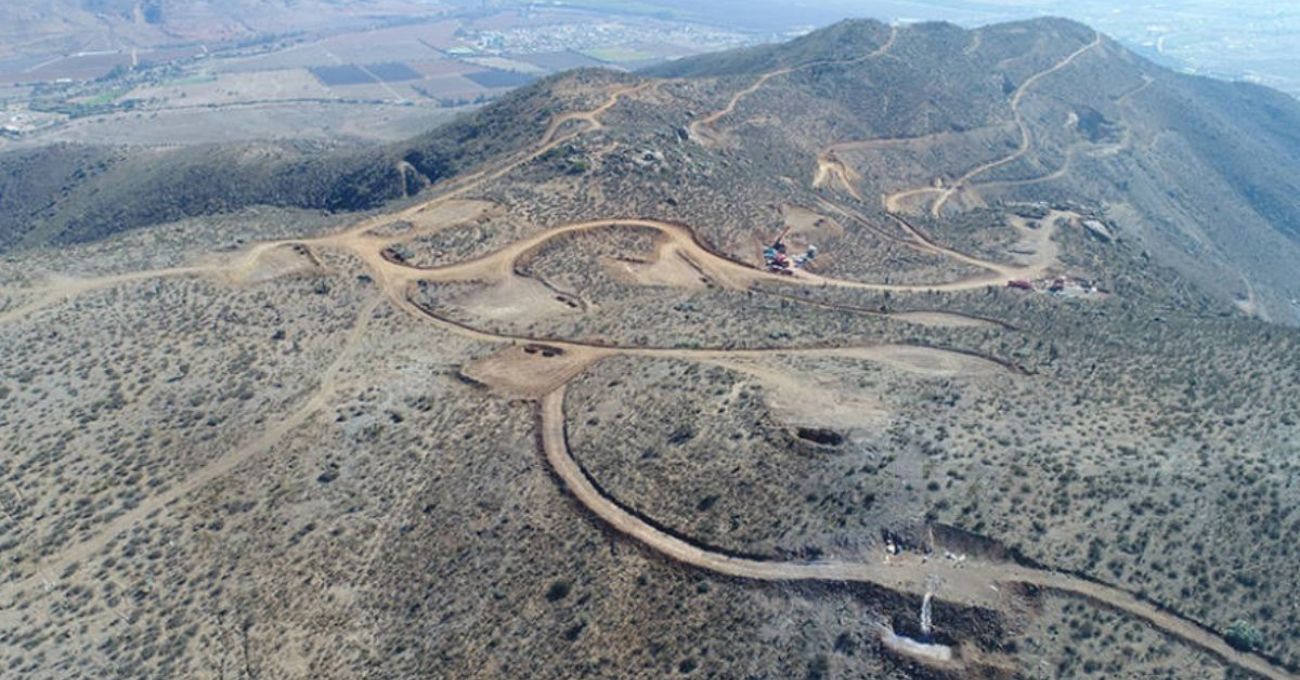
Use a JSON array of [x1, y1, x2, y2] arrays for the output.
[[762, 226, 818, 275]]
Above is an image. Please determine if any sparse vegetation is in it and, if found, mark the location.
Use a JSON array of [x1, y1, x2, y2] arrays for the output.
[[1, 15, 1297, 680]]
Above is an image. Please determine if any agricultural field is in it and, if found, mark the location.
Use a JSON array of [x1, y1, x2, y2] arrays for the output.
[[464, 69, 537, 89], [0, 5, 762, 148], [22, 103, 461, 146]]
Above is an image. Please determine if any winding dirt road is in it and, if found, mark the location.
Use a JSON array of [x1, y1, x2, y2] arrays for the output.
[[954, 73, 1149, 196], [365, 211, 1060, 298], [0, 80, 1014, 599], [689, 69, 793, 141], [540, 389, 1295, 680], [874, 32, 1102, 215], [928, 33, 1102, 216], [812, 151, 865, 200], [3, 49, 1292, 680]]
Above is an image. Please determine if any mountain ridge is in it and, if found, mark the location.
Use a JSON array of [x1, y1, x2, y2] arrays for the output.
[[4, 14, 1300, 679], [1, 15, 1297, 324]]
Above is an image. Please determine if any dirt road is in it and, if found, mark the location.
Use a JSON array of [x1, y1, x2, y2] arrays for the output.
[[540, 82, 654, 147], [689, 26, 897, 143], [5, 51, 1289, 680], [0, 64, 1034, 592], [373, 212, 1061, 296], [812, 152, 865, 200], [928, 32, 1102, 216], [689, 68, 795, 141], [2, 296, 380, 601], [0, 265, 212, 324], [876, 32, 1102, 216], [540, 388, 1296, 680]]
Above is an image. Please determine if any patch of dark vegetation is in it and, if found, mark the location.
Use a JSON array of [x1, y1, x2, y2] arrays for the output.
[[309, 64, 377, 86], [366, 62, 422, 83], [309, 63, 430, 86], [563, 621, 586, 641], [1073, 105, 1123, 143], [523, 344, 564, 358], [465, 69, 537, 89], [545, 580, 571, 602], [667, 425, 696, 445], [453, 370, 488, 389], [795, 427, 844, 447]]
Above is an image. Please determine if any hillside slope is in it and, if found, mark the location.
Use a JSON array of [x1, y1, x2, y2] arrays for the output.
[[6, 17, 1296, 319], [649, 17, 1300, 323], [3, 17, 1300, 680], [0, 69, 629, 252]]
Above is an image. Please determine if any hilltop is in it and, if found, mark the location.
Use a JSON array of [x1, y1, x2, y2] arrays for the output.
[[646, 17, 1300, 322], [5, 18, 1297, 319], [1, 16, 1299, 680]]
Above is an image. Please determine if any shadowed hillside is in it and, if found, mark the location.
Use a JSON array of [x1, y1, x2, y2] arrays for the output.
[[0, 68, 631, 252]]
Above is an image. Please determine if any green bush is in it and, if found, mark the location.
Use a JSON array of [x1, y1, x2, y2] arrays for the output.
[[1225, 620, 1263, 652]]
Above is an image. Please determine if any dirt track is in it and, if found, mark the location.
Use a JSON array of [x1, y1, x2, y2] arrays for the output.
[[366, 211, 1061, 296], [873, 32, 1103, 215], [689, 25, 898, 143], [541, 388, 1296, 680], [812, 152, 865, 200], [0, 265, 212, 323], [3, 56, 1293, 680], [928, 33, 1102, 216]]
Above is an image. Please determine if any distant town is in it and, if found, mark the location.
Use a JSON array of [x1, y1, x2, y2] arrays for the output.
[[0, 3, 763, 147]]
